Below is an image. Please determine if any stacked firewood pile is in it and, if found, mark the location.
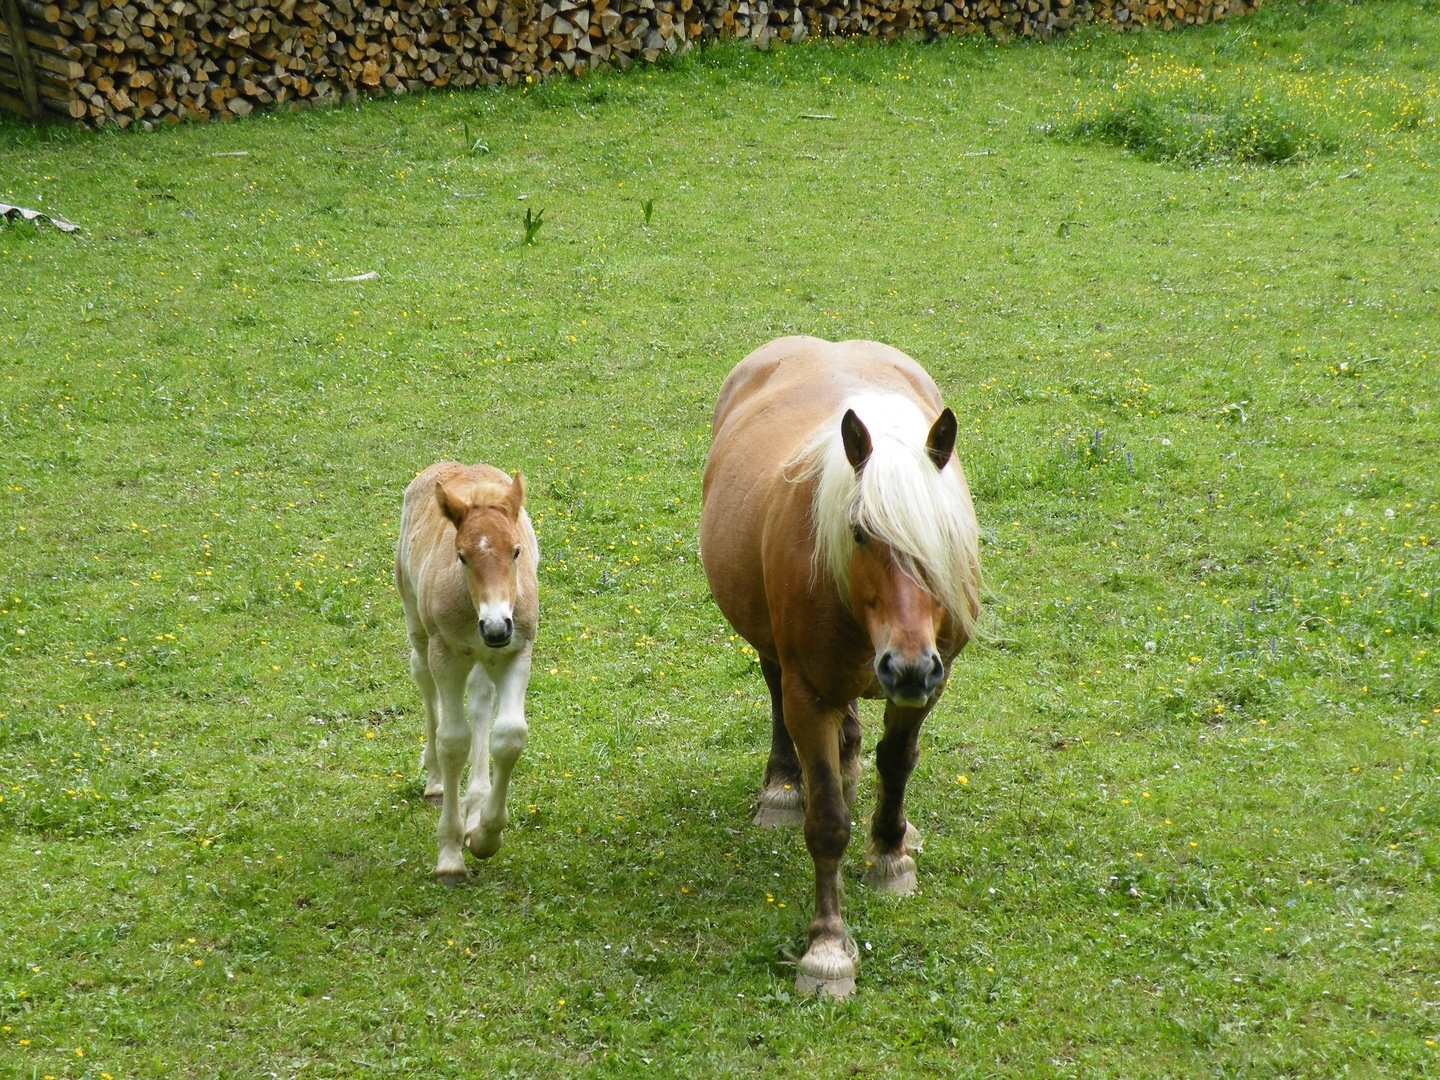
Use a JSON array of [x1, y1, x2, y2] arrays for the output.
[[1, 0, 1257, 129]]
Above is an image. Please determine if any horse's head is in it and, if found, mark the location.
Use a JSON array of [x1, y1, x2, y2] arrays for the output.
[[435, 471, 528, 649], [841, 406, 958, 707]]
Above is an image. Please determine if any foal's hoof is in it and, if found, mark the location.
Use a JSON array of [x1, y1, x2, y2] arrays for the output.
[[795, 937, 859, 998], [435, 868, 468, 888], [864, 851, 918, 896], [425, 792, 444, 808], [753, 782, 804, 829], [466, 826, 503, 860]]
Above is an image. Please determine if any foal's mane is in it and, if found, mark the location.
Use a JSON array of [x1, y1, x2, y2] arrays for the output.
[[787, 393, 982, 639]]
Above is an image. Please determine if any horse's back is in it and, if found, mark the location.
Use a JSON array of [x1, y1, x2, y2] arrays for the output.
[[711, 336, 944, 446]]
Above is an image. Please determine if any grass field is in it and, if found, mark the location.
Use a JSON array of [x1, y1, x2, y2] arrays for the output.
[[1, 0, 1438, 1075]]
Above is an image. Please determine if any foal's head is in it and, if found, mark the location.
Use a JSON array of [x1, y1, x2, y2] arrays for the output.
[[435, 472, 528, 648], [841, 407, 959, 708]]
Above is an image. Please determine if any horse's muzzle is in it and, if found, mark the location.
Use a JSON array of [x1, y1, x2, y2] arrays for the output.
[[480, 616, 514, 649], [875, 649, 944, 706]]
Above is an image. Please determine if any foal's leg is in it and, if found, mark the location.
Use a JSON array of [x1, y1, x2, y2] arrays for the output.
[[461, 664, 497, 834], [784, 672, 857, 997], [754, 658, 805, 828], [428, 639, 475, 885], [467, 649, 531, 860], [864, 702, 930, 896], [403, 620, 445, 805]]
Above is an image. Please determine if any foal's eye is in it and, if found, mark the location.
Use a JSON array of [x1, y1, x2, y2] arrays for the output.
[[456, 552, 467, 564], [512, 546, 521, 562], [852, 525, 867, 546]]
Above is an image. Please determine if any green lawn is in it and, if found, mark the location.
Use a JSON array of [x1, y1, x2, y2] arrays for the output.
[[1, 1, 1437, 1076]]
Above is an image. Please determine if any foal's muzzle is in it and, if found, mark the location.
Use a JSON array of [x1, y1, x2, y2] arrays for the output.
[[875, 649, 944, 706], [480, 616, 514, 648]]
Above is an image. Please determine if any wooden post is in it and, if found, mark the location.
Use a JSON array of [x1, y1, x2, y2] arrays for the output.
[[1, 0, 43, 123]]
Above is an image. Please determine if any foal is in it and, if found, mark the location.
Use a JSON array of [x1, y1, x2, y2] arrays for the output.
[[395, 462, 539, 884]]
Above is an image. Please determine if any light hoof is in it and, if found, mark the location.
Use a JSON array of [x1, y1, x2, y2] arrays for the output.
[[425, 792, 444, 808], [466, 826, 503, 860], [435, 867, 467, 888], [795, 969, 856, 997], [753, 805, 805, 829], [864, 851, 918, 895], [795, 938, 859, 998], [753, 782, 804, 829]]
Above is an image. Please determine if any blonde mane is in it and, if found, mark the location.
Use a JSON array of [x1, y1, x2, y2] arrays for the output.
[[787, 393, 982, 638]]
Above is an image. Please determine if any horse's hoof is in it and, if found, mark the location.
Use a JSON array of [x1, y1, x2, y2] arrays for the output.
[[425, 792, 444, 808], [435, 868, 467, 888], [795, 969, 856, 997], [753, 805, 805, 829], [753, 783, 804, 829], [864, 851, 918, 895], [795, 937, 858, 997], [466, 827, 503, 860]]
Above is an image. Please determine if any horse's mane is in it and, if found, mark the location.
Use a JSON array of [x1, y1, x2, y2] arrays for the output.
[[786, 392, 982, 639]]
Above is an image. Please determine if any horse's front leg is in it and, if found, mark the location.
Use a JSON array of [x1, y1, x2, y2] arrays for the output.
[[461, 664, 497, 841], [864, 701, 930, 895], [466, 648, 531, 860], [784, 672, 857, 997], [428, 640, 474, 886]]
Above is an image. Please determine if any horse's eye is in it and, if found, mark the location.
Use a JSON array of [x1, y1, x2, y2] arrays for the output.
[[512, 546, 521, 562], [456, 551, 467, 564], [852, 525, 867, 546]]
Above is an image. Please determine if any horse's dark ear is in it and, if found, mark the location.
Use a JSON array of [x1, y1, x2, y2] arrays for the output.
[[841, 409, 872, 473], [435, 479, 470, 530], [507, 471, 527, 517], [925, 408, 957, 471]]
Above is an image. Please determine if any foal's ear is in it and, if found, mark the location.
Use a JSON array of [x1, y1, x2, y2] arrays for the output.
[[506, 471, 527, 517], [925, 408, 958, 471], [434, 479, 471, 530], [840, 409, 872, 473]]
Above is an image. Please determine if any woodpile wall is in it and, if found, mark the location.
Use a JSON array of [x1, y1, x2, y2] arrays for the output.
[[1, 0, 1258, 129]]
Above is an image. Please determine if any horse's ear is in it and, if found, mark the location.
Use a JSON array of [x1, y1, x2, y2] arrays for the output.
[[840, 409, 872, 473], [925, 408, 957, 471], [434, 479, 470, 530], [506, 471, 527, 517]]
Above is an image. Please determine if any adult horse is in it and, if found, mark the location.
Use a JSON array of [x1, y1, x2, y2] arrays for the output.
[[701, 337, 982, 996], [395, 462, 539, 885]]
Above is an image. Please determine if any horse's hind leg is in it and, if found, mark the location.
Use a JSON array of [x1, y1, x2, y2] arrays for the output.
[[754, 658, 805, 829], [864, 702, 928, 896], [407, 629, 444, 806], [839, 701, 862, 813]]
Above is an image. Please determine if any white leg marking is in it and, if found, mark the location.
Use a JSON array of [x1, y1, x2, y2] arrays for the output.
[[409, 639, 443, 803], [429, 642, 474, 885], [462, 665, 497, 838], [467, 650, 531, 859]]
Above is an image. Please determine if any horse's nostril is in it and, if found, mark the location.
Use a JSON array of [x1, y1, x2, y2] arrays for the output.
[[877, 652, 894, 678]]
